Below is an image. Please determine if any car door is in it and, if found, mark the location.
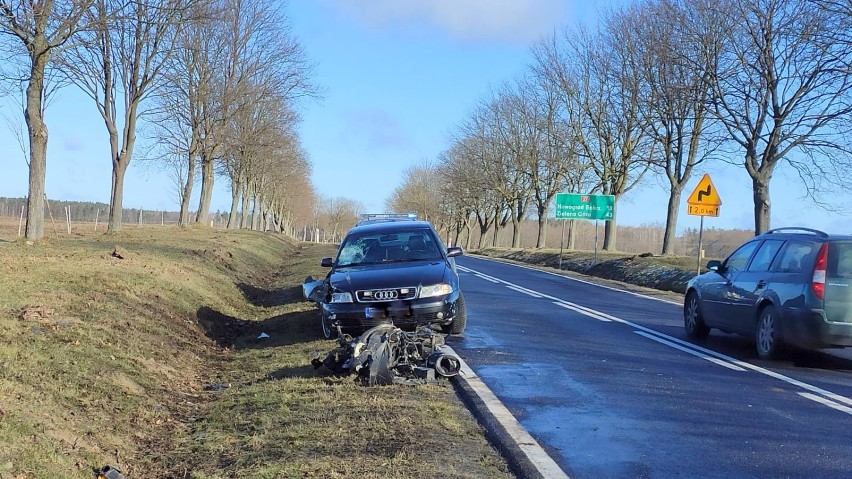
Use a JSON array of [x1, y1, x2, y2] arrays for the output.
[[727, 239, 785, 334], [701, 240, 761, 329], [706, 240, 761, 331]]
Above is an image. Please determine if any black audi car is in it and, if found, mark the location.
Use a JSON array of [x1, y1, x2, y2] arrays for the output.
[[303, 216, 466, 339]]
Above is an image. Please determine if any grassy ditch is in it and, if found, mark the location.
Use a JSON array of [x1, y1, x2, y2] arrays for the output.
[[0, 221, 511, 479]]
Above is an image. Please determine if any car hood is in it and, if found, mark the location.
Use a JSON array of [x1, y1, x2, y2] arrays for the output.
[[330, 261, 448, 291]]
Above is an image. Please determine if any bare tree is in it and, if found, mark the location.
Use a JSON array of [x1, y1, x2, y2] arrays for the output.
[[150, 1, 223, 226], [61, 0, 192, 231], [711, 0, 852, 234], [633, 0, 725, 254], [386, 161, 442, 222], [0, 0, 95, 240], [321, 196, 362, 242], [194, 0, 316, 226], [536, 21, 652, 251]]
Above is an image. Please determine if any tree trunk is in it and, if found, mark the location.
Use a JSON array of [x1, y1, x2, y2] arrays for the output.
[[227, 183, 241, 228], [240, 187, 251, 228], [492, 221, 500, 247], [179, 152, 196, 227], [535, 206, 547, 248], [251, 193, 260, 230], [107, 156, 130, 232], [195, 153, 215, 225], [511, 215, 521, 248], [661, 186, 683, 255], [567, 219, 576, 250], [603, 217, 617, 251], [753, 176, 771, 235], [24, 49, 49, 241], [108, 100, 139, 232]]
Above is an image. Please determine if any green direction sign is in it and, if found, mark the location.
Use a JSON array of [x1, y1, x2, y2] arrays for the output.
[[555, 193, 615, 220]]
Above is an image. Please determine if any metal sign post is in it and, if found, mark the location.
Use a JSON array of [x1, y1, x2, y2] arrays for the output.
[[687, 174, 722, 275], [697, 216, 704, 275], [559, 220, 565, 270], [594, 220, 599, 265]]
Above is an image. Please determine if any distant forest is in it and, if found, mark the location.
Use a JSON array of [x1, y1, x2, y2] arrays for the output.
[[0, 197, 226, 225]]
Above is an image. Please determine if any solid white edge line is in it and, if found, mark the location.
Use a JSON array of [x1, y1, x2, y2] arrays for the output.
[[634, 331, 746, 371], [462, 261, 852, 410], [443, 345, 571, 479], [553, 301, 612, 322], [798, 393, 852, 416]]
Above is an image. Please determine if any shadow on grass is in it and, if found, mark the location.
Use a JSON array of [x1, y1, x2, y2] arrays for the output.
[[237, 282, 304, 307], [197, 306, 322, 350]]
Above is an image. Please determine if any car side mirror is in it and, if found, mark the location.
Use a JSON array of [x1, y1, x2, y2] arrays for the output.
[[706, 260, 722, 272], [447, 247, 463, 258], [321, 257, 334, 267]]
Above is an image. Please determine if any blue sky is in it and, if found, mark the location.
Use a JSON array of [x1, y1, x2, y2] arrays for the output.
[[1, 0, 849, 234]]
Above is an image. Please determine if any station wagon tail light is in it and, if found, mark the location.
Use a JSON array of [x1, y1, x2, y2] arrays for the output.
[[812, 243, 828, 300]]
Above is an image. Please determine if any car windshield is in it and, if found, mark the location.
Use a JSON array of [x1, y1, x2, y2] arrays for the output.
[[336, 229, 443, 266]]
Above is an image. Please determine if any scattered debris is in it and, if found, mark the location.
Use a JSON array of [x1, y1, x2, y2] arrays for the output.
[[95, 465, 124, 479], [257, 332, 270, 339], [111, 246, 126, 259], [18, 305, 55, 321], [313, 324, 461, 386]]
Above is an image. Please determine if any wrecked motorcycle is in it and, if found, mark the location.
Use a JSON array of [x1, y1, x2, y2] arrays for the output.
[[312, 323, 461, 386]]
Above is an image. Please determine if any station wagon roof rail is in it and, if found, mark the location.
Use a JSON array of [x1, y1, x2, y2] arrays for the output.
[[764, 227, 828, 238]]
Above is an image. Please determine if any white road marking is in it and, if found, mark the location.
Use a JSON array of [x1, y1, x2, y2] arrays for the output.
[[554, 301, 612, 322], [474, 257, 683, 306], [475, 273, 500, 283], [798, 393, 852, 416], [443, 345, 571, 479], [505, 284, 544, 298], [634, 331, 746, 371], [462, 261, 852, 414]]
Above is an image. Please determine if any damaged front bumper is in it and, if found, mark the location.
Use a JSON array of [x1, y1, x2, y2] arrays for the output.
[[321, 292, 460, 332]]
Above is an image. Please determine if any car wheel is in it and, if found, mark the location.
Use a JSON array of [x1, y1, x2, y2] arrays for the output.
[[321, 312, 336, 340], [684, 291, 710, 339], [442, 293, 467, 335], [756, 306, 781, 359]]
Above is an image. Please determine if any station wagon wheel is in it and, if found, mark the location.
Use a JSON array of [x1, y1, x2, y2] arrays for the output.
[[321, 312, 336, 340], [684, 291, 710, 339], [756, 306, 780, 359]]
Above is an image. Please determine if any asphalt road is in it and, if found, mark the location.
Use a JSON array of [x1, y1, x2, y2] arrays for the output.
[[448, 255, 852, 479]]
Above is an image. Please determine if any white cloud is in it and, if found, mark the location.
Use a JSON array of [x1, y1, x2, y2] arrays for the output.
[[334, 0, 571, 43], [340, 108, 412, 151]]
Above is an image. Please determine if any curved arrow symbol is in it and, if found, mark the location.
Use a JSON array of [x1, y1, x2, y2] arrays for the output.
[[697, 185, 711, 202]]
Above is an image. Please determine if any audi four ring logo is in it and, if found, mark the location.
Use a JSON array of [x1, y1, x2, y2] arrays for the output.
[[372, 290, 398, 300]]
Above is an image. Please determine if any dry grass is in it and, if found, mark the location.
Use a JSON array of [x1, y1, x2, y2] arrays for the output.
[[0, 218, 511, 479]]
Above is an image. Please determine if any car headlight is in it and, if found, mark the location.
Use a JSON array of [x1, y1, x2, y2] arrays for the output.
[[330, 291, 353, 303], [419, 283, 453, 298]]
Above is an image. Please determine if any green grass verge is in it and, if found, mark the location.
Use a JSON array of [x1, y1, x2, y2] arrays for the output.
[[0, 223, 511, 479]]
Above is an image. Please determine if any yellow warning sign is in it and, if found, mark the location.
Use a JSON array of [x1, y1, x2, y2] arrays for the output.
[[687, 174, 722, 217]]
